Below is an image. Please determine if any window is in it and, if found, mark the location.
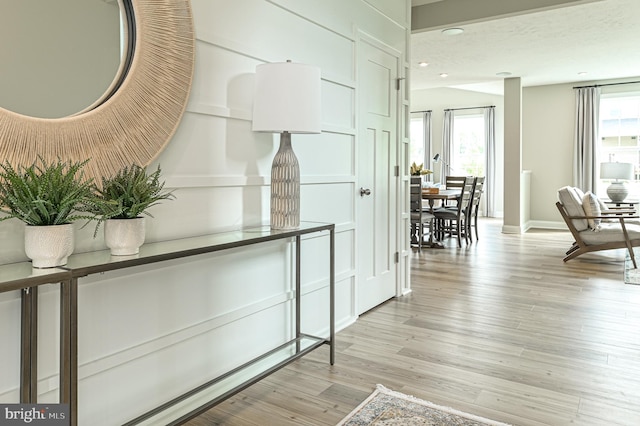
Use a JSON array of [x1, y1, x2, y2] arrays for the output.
[[410, 112, 432, 180], [598, 94, 640, 198], [451, 114, 485, 177], [410, 114, 425, 167]]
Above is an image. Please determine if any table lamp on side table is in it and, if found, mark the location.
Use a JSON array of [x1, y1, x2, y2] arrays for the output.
[[600, 162, 634, 202], [252, 61, 322, 230]]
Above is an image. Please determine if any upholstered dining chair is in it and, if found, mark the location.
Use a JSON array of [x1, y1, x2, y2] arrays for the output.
[[410, 180, 434, 251], [433, 176, 475, 248]]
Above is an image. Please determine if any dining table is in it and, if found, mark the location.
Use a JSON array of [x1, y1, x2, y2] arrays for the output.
[[421, 188, 461, 212], [419, 188, 461, 248]]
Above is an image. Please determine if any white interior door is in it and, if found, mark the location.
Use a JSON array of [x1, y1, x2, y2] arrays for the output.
[[356, 36, 398, 314]]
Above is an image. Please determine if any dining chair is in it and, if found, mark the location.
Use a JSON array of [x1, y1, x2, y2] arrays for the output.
[[445, 175, 467, 189], [410, 180, 434, 250], [433, 176, 475, 248], [467, 176, 485, 242], [443, 175, 467, 207]]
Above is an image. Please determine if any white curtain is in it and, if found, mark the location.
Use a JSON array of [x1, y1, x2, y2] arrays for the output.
[[424, 111, 432, 179], [574, 87, 601, 192], [441, 109, 454, 182], [484, 106, 496, 217]]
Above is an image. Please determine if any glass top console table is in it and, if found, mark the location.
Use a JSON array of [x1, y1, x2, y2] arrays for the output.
[[0, 222, 335, 426]]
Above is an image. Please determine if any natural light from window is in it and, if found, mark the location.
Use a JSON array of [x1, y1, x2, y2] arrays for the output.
[[452, 114, 485, 177], [410, 115, 425, 168], [598, 95, 640, 200]]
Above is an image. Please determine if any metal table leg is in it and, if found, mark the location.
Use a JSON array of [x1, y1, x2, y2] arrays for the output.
[[20, 286, 37, 403]]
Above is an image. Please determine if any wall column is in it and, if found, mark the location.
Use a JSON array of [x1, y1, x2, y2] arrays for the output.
[[503, 77, 524, 233]]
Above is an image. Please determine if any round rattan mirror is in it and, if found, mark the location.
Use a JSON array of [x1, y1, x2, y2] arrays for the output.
[[0, 0, 195, 182]]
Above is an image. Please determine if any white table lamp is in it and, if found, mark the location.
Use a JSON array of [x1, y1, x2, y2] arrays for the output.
[[600, 162, 634, 202], [252, 61, 321, 230]]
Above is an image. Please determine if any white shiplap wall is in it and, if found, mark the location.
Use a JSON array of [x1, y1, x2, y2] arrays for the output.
[[0, 1, 410, 424]]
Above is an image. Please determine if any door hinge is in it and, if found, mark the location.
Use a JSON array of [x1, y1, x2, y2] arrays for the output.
[[396, 77, 405, 91], [394, 165, 399, 177], [394, 252, 399, 263]]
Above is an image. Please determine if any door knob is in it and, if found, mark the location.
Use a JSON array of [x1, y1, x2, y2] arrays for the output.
[[360, 187, 371, 197]]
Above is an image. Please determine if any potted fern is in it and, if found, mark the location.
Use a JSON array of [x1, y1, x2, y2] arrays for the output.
[[90, 164, 175, 255], [0, 157, 94, 268]]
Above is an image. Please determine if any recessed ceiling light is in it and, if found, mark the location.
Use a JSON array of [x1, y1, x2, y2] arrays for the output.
[[440, 73, 448, 78], [578, 72, 588, 76], [418, 61, 429, 67], [441, 28, 464, 36], [496, 72, 512, 77]]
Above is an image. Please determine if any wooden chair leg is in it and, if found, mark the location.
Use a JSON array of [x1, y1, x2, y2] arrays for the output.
[[566, 244, 580, 255], [628, 247, 637, 269], [465, 219, 471, 245], [474, 214, 479, 240]]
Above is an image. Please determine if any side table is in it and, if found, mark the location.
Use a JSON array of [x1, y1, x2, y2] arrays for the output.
[[603, 199, 638, 209]]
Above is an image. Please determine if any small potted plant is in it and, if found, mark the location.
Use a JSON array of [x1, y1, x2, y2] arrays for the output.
[[0, 157, 95, 268], [90, 164, 175, 255], [410, 162, 433, 186]]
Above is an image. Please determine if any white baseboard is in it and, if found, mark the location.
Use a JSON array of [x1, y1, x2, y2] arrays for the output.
[[528, 220, 567, 230], [502, 224, 528, 234], [503, 220, 567, 233]]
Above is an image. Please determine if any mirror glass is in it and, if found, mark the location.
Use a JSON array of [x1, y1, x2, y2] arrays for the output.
[[0, 0, 125, 119]]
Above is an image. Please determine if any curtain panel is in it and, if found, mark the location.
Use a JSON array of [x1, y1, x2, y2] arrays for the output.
[[574, 87, 601, 192], [441, 109, 454, 182], [423, 111, 432, 179]]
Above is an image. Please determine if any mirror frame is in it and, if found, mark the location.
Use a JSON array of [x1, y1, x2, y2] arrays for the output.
[[0, 0, 195, 182]]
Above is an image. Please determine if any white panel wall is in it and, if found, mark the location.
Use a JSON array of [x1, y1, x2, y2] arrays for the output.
[[522, 83, 575, 226], [0, 0, 410, 424]]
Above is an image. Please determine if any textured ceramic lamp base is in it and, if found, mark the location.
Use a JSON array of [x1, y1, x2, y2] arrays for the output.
[[271, 132, 300, 230], [607, 182, 629, 202]]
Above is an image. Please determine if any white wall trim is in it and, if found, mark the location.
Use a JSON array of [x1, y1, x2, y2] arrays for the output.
[[196, 30, 267, 64], [186, 103, 252, 121], [528, 220, 567, 230], [502, 224, 528, 234], [193, 36, 356, 91], [165, 175, 355, 189], [362, 0, 409, 29], [503, 220, 568, 233], [264, 0, 357, 42], [323, 124, 357, 136]]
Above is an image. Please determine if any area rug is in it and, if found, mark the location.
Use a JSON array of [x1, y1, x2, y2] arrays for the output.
[[337, 384, 511, 426], [624, 248, 640, 285]]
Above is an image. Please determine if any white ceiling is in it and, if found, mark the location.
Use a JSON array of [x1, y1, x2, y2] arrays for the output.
[[411, 0, 640, 95]]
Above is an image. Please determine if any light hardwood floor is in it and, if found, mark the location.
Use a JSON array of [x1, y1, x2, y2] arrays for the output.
[[187, 218, 640, 425]]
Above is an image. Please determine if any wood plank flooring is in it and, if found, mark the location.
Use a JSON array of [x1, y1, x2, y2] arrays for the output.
[[186, 218, 640, 425]]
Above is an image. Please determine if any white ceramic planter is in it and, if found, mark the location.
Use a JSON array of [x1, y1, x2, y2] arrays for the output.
[[24, 224, 74, 268], [104, 217, 146, 256]]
